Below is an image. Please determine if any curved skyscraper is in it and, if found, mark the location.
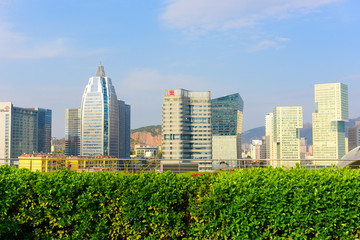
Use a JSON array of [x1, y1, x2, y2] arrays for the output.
[[80, 64, 119, 157]]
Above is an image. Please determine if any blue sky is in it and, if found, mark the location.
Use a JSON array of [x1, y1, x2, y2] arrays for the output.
[[0, 0, 360, 138]]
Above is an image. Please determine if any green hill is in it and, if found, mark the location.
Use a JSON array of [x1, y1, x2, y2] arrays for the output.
[[131, 125, 161, 137]]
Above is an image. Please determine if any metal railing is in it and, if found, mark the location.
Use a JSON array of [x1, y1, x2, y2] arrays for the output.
[[1, 158, 360, 173]]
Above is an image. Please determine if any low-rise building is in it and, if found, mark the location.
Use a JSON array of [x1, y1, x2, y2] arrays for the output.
[[134, 144, 159, 158], [19, 153, 66, 172]]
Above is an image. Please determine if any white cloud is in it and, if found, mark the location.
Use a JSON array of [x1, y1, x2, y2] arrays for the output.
[[116, 69, 226, 128], [342, 74, 360, 80], [120, 69, 210, 91], [248, 37, 291, 52], [0, 20, 69, 59], [161, 0, 342, 31]]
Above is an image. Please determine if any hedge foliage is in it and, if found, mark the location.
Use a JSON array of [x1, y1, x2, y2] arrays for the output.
[[1, 165, 360, 239]]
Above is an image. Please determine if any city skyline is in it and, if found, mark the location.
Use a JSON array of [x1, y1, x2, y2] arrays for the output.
[[0, 0, 360, 138]]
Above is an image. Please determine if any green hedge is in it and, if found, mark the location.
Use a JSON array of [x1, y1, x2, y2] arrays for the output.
[[1, 166, 360, 239]]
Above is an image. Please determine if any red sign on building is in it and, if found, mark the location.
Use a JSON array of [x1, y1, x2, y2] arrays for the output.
[[169, 89, 174, 95]]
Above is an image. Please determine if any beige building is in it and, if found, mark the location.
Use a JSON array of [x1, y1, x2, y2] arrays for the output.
[[265, 113, 277, 162], [312, 83, 348, 161], [212, 135, 237, 159], [161, 89, 212, 163], [273, 106, 303, 167]]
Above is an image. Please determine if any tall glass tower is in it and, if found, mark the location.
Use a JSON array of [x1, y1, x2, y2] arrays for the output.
[[80, 64, 119, 157], [211, 93, 244, 163], [32, 108, 52, 153], [65, 108, 81, 156]]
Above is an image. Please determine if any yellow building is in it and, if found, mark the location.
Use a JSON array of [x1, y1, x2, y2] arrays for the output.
[[71, 156, 118, 171], [19, 153, 66, 172], [312, 83, 348, 161], [19, 154, 118, 172]]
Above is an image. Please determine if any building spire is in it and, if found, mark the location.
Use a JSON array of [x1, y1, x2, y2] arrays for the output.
[[96, 60, 105, 77]]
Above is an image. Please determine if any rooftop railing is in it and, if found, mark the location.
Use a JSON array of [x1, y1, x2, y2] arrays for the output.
[[1, 158, 359, 173]]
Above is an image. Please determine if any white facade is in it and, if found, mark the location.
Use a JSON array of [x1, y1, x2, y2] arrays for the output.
[[250, 140, 262, 160], [265, 113, 277, 159], [0, 102, 12, 163]]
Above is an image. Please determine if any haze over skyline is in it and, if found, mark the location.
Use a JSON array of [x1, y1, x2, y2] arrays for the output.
[[0, 0, 360, 138]]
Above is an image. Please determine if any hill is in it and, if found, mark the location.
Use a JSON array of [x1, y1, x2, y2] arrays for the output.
[[131, 125, 161, 147], [241, 127, 265, 145], [131, 125, 161, 136]]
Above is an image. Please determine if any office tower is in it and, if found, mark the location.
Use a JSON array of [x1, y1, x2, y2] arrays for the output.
[[162, 89, 212, 160], [118, 100, 131, 159], [0, 102, 38, 165], [32, 108, 52, 153], [274, 106, 303, 167], [348, 122, 360, 152], [211, 93, 243, 161], [312, 83, 348, 160], [80, 63, 120, 157], [260, 136, 267, 160], [124, 104, 131, 157], [65, 108, 81, 156], [265, 113, 277, 160]]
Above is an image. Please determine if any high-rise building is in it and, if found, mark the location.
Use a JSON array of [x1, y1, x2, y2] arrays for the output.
[[32, 108, 52, 153], [348, 122, 360, 152], [312, 83, 348, 160], [118, 100, 131, 158], [265, 112, 277, 160], [161, 89, 212, 161], [260, 136, 267, 160], [211, 93, 243, 160], [80, 64, 120, 157], [65, 108, 81, 156], [0, 102, 44, 165], [274, 106, 303, 166]]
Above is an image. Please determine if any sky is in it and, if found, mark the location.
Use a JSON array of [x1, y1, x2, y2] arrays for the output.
[[0, 0, 360, 138]]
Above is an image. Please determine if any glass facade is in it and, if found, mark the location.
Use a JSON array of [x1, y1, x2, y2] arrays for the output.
[[32, 108, 52, 153], [211, 93, 244, 166], [348, 122, 360, 152], [65, 108, 81, 156], [81, 65, 119, 157], [211, 93, 244, 136], [11, 107, 38, 158], [0, 102, 52, 164], [118, 100, 131, 159]]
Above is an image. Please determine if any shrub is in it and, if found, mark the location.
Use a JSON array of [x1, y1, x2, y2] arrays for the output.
[[1, 165, 360, 239]]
